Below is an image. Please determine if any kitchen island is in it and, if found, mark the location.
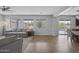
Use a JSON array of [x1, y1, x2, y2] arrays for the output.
[[0, 35, 33, 53]]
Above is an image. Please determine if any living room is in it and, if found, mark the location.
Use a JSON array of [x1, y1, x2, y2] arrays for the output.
[[0, 6, 79, 53]]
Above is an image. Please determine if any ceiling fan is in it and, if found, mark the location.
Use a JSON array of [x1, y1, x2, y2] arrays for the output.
[[0, 6, 13, 12]]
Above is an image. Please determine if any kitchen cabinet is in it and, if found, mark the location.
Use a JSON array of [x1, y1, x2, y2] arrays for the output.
[[22, 36, 33, 52]]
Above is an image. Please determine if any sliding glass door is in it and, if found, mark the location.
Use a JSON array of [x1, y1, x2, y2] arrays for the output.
[[58, 20, 71, 35]]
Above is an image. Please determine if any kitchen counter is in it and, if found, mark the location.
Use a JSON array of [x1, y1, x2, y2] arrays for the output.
[[0, 36, 5, 40], [4, 31, 34, 38], [5, 32, 27, 35], [0, 35, 33, 53], [0, 35, 22, 53], [0, 36, 18, 47]]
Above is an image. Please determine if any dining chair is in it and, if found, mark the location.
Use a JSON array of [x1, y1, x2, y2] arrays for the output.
[[73, 34, 79, 42], [67, 29, 74, 42]]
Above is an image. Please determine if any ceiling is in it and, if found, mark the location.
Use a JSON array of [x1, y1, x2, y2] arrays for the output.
[[59, 6, 79, 15], [0, 6, 69, 15]]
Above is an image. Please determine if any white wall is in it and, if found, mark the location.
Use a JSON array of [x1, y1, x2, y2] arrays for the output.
[[5, 15, 53, 35], [0, 15, 4, 35], [3, 15, 76, 36], [51, 17, 59, 36]]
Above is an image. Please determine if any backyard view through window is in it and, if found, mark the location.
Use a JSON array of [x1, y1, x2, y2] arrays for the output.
[[59, 21, 71, 35]]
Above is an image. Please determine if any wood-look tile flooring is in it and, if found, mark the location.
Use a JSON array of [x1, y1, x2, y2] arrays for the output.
[[23, 35, 79, 53]]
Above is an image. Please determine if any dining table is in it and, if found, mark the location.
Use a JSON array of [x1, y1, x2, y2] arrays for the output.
[[71, 31, 79, 42], [72, 31, 79, 36]]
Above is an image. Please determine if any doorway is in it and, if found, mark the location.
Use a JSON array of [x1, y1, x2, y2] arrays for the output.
[[58, 20, 71, 35]]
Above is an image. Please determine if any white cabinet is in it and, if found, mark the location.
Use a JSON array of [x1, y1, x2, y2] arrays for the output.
[[22, 36, 33, 52]]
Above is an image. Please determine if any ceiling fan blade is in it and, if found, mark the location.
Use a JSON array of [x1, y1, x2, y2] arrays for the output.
[[0, 6, 14, 13]]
